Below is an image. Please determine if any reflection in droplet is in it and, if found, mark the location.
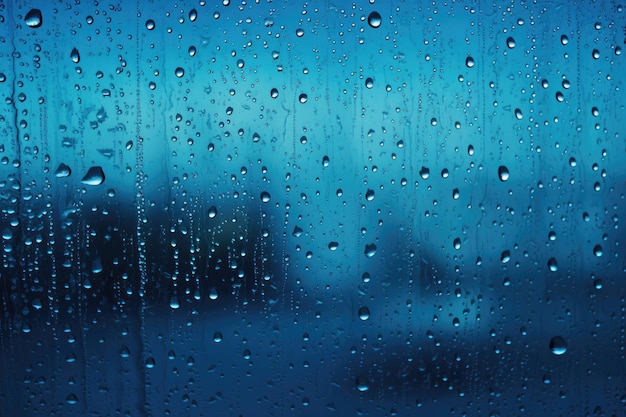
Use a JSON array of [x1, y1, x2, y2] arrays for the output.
[[175, 67, 185, 78], [146, 19, 155, 30], [365, 77, 374, 89], [465, 56, 475, 68], [260, 191, 271, 203], [548, 257, 558, 272], [364, 244, 377, 257]]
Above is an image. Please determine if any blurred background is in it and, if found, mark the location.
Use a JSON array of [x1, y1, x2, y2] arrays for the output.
[[0, 1, 625, 416]]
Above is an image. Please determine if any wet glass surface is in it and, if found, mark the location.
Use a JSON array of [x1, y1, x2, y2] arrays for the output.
[[1, 1, 625, 416]]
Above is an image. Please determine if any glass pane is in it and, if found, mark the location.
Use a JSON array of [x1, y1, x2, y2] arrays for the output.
[[1, 1, 625, 416]]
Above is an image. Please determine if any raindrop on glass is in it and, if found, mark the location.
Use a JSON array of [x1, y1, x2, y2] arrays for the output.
[[25, 9, 43, 28], [506, 36, 516, 49], [549, 336, 567, 355], [367, 11, 382, 28], [81, 166, 105, 186], [358, 306, 370, 321], [70, 48, 80, 64], [498, 165, 510, 182]]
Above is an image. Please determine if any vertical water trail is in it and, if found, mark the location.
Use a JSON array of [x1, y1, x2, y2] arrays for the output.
[[135, 3, 150, 415]]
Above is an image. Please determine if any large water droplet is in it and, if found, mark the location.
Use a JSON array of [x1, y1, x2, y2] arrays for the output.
[[549, 336, 567, 355], [175, 67, 185, 78], [189, 8, 198, 22], [145, 19, 156, 30], [358, 306, 370, 321], [208, 206, 218, 218], [506, 36, 516, 49], [356, 377, 369, 392], [260, 191, 271, 203], [81, 166, 105, 186], [328, 241, 339, 251], [465, 56, 475, 68], [364, 244, 377, 257], [169, 295, 180, 309], [367, 11, 382, 28], [65, 393, 78, 405], [70, 48, 80, 64], [25, 9, 43, 28], [54, 163, 71, 178], [209, 287, 219, 300], [498, 165, 510, 182], [548, 257, 558, 272]]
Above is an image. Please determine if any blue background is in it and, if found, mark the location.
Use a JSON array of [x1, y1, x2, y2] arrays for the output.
[[1, 1, 625, 416]]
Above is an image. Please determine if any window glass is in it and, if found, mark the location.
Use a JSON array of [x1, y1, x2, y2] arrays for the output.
[[1, 1, 625, 416]]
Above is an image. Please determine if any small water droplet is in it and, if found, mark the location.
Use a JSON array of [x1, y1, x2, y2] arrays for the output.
[[548, 257, 558, 272], [120, 345, 131, 358], [270, 88, 279, 98], [189, 8, 198, 22], [175, 67, 185, 78], [209, 287, 219, 300], [419, 166, 430, 179], [146, 19, 156, 30], [501, 250, 511, 263], [260, 191, 271, 203], [296, 28, 305, 37], [299, 93, 308, 103], [367, 11, 382, 29], [213, 332, 223, 342], [465, 56, 475, 68], [593, 245, 603, 257], [498, 165, 510, 182], [365, 77, 374, 89], [66, 393, 79, 405], [365, 189, 375, 201], [145, 357, 156, 369], [560, 34, 569, 45], [81, 166, 105, 186], [25, 9, 43, 28], [208, 206, 218, 218], [549, 336, 567, 355], [358, 306, 370, 321], [514, 108, 523, 120], [169, 295, 180, 309], [328, 241, 339, 251], [453, 238, 461, 250]]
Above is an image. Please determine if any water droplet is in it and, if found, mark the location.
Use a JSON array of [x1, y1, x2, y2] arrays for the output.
[[243, 349, 251, 360], [465, 56, 475, 68], [514, 108, 523, 120], [208, 206, 218, 218], [299, 93, 308, 103], [592, 49, 600, 59], [356, 377, 369, 391], [296, 28, 305, 37], [498, 165, 510, 182], [501, 250, 511, 263], [189, 8, 198, 22], [146, 19, 156, 30], [419, 166, 430, 179], [209, 287, 219, 300], [328, 241, 339, 251], [549, 336, 567, 355], [506, 36, 516, 49], [453, 238, 461, 250], [54, 163, 71, 178], [25, 9, 43, 28], [292, 226, 303, 237], [358, 306, 370, 321], [593, 245, 603, 257], [367, 11, 382, 28], [175, 67, 185, 78], [70, 48, 80, 64], [365, 77, 374, 89], [548, 257, 558, 272], [145, 357, 156, 369], [169, 295, 180, 309], [213, 332, 223, 342], [365, 189, 375, 201], [270, 88, 279, 98], [260, 191, 271, 203], [364, 244, 377, 257], [66, 393, 78, 405], [81, 166, 105, 186], [120, 345, 130, 358], [560, 34, 569, 45]]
